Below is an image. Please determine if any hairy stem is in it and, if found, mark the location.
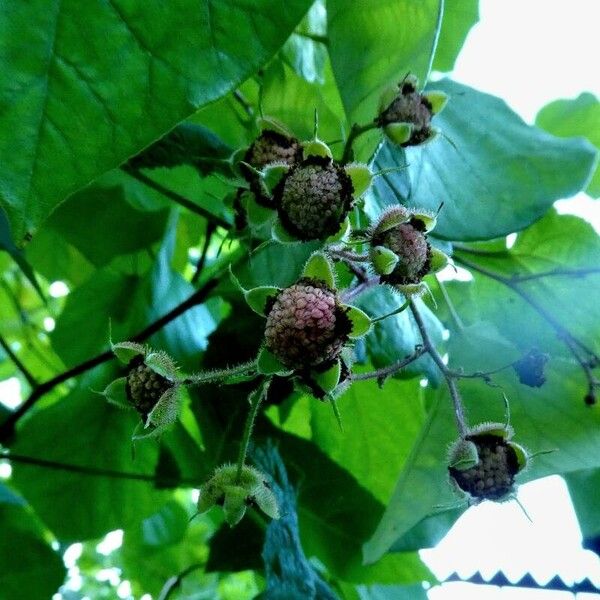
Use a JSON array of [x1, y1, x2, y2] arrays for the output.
[[340, 276, 380, 303], [185, 359, 258, 386], [409, 300, 468, 438], [236, 379, 270, 483], [341, 122, 378, 164], [0, 277, 220, 442], [351, 346, 426, 381]]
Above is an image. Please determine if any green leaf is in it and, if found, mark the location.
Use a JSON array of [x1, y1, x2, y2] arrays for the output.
[[371, 80, 598, 241], [245, 286, 281, 316], [536, 92, 600, 198], [302, 252, 335, 287], [565, 468, 600, 539], [140, 500, 189, 547], [10, 366, 171, 541], [0, 0, 314, 244], [0, 504, 66, 598], [327, 0, 442, 123], [432, 0, 479, 72]]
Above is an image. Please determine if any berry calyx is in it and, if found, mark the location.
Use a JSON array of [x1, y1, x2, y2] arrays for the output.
[[126, 357, 174, 419], [273, 155, 354, 241], [264, 278, 352, 370]]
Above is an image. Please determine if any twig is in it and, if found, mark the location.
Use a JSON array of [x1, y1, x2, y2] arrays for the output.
[[157, 564, 204, 600], [410, 301, 469, 438], [351, 346, 426, 381], [0, 451, 200, 486], [123, 166, 231, 230], [328, 248, 370, 263], [0, 278, 219, 442], [340, 276, 380, 303], [191, 222, 217, 285], [341, 122, 378, 164], [0, 334, 37, 387]]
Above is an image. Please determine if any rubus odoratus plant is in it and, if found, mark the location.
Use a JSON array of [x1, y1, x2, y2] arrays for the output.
[[447, 422, 529, 503], [376, 74, 448, 146]]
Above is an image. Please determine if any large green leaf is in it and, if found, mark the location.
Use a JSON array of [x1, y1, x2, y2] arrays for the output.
[[432, 0, 478, 72], [372, 80, 597, 241], [310, 378, 426, 503], [10, 366, 171, 541], [0, 503, 66, 598], [327, 0, 442, 124], [0, 0, 313, 243], [565, 468, 600, 539], [536, 92, 600, 198]]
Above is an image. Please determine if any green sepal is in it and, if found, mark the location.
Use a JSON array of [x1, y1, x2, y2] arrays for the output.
[[303, 138, 332, 159], [326, 217, 351, 244], [429, 247, 449, 273], [257, 347, 291, 376], [145, 351, 178, 380], [272, 218, 299, 243], [345, 305, 372, 338], [509, 442, 530, 472], [372, 206, 410, 236], [112, 341, 146, 364], [470, 422, 513, 439], [370, 245, 399, 276], [131, 420, 169, 441], [448, 439, 479, 471], [244, 193, 275, 229], [344, 162, 373, 198], [394, 281, 428, 297], [253, 485, 280, 520], [423, 90, 449, 115], [302, 252, 335, 288], [146, 386, 181, 430], [411, 210, 437, 232], [223, 485, 248, 526], [99, 377, 130, 410], [311, 360, 341, 394], [244, 286, 280, 316], [383, 122, 413, 145], [329, 395, 344, 432], [421, 128, 440, 145], [262, 163, 290, 194], [378, 85, 398, 113]]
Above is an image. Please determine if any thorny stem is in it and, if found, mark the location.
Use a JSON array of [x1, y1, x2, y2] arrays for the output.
[[455, 254, 600, 396], [0, 334, 37, 387], [184, 359, 258, 386], [351, 346, 426, 381], [236, 379, 270, 483], [157, 564, 204, 600], [124, 166, 232, 230], [341, 121, 379, 164], [409, 300, 469, 438], [0, 277, 220, 443], [0, 451, 200, 486], [328, 248, 371, 263]]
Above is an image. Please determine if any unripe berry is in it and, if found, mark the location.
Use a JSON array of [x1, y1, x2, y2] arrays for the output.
[[274, 156, 354, 241], [448, 424, 528, 502], [372, 219, 431, 285], [126, 358, 174, 418], [264, 279, 351, 370], [377, 79, 434, 146]]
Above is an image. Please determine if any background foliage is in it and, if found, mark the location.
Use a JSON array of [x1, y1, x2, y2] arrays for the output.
[[0, 1, 599, 598]]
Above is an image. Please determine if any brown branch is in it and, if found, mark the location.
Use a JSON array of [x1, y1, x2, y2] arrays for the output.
[[0, 277, 219, 443], [123, 166, 231, 230], [409, 301, 469, 438], [191, 222, 217, 285], [0, 451, 200, 486], [0, 334, 37, 387]]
